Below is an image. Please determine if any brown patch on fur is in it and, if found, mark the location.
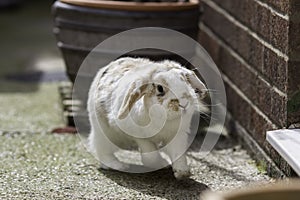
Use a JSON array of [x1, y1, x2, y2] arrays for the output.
[[122, 68, 131, 73], [185, 73, 208, 99], [128, 84, 148, 111], [168, 99, 179, 111], [185, 74, 191, 85], [127, 92, 140, 112], [121, 64, 134, 73], [118, 82, 136, 119], [147, 84, 156, 97], [118, 82, 149, 119], [139, 84, 148, 94]]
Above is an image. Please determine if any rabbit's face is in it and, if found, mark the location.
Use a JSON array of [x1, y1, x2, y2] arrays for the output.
[[117, 62, 208, 121], [144, 69, 207, 120]]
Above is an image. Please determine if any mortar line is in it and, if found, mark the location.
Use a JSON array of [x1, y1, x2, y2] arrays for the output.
[[254, 0, 289, 21], [200, 22, 287, 98], [222, 74, 278, 129], [202, 0, 289, 62]]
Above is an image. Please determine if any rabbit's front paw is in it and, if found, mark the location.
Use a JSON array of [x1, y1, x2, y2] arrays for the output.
[[173, 168, 191, 180], [172, 156, 191, 179]]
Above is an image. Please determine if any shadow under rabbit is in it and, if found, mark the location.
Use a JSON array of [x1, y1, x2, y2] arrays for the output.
[[99, 166, 209, 200]]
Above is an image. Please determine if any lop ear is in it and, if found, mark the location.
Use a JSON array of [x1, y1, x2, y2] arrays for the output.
[[118, 81, 148, 120], [185, 71, 207, 99]]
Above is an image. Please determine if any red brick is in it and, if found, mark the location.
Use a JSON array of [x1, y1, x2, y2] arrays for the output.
[[270, 91, 288, 127], [201, 3, 287, 92], [199, 29, 288, 127], [250, 1, 271, 44], [205, 0, 289, 54], [263, 49, 288, 92], [225, 83, 251, 133], [258, 0, 290, 15], [201, 3, 239, 50], [269, 14, 289, 54], [201, 3, 264, 71], [224, 82, 275, 145]]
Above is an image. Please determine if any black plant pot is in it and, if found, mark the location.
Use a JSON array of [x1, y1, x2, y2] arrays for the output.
[[52, 0, 200, 83]]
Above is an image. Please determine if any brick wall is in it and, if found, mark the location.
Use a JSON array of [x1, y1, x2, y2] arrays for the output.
[[199, 0, 300, 176]]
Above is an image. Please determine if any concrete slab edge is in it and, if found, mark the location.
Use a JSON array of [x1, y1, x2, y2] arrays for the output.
[[267, 129, 300, 176]]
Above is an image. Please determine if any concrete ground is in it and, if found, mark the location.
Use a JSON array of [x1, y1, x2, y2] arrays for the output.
[[0, 1, 273, 199]]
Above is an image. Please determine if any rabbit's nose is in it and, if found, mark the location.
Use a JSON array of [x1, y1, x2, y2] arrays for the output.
[[179, 99, 189, 110]]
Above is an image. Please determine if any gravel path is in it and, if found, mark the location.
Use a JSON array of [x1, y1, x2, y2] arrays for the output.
[[0, 128, 272, 199]]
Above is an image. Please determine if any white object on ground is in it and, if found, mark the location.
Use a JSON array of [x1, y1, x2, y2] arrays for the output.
[[267, 129, 300, 176]]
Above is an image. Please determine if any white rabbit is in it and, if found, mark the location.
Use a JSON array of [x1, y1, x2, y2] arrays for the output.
[[87, 57, 208, 179]]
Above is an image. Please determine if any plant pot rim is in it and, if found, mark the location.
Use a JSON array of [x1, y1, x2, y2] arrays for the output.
[[59, 0, 200, 11], [201, 180, 300, 200]]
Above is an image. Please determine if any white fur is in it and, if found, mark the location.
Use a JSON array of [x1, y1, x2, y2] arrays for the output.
[[87, 57, 207, 179]]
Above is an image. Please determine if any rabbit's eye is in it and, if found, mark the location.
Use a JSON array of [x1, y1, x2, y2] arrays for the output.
[[157, 85, 164, 93], [194, 88, 200, 93], [157, 85, 165, 96]]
